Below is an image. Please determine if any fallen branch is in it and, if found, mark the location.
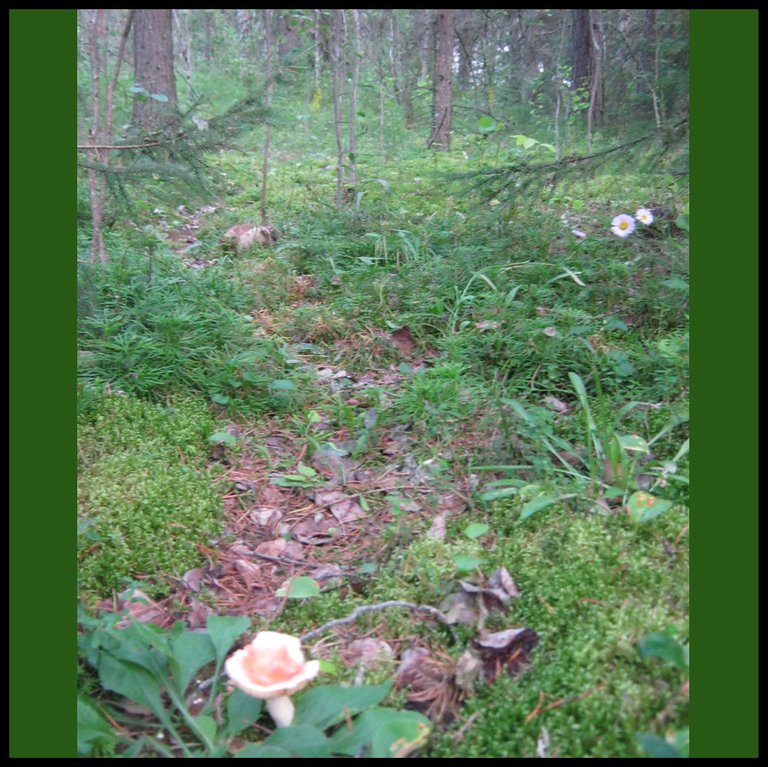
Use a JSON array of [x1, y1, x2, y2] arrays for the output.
[[300, 600, 457, 643]]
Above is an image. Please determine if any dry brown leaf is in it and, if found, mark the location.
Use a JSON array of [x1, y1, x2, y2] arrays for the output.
[[181, 567, 204, 592], [427, 512, 447, 540], [254, 538, 287, 557], [390, 326, 415, 354], [329, 498, 367, 523], [344, 639, 394, 670], [291, 516, 336, 545], [472, 627, 540, 683], [250, 507, 283, 527], [233, 559, 262, 584]]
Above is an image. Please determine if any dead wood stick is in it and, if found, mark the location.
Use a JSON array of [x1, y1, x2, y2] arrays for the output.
[[300, 600, 456, 643]]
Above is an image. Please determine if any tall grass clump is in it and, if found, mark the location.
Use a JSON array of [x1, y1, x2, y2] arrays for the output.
[[77, 244, 297, 416]]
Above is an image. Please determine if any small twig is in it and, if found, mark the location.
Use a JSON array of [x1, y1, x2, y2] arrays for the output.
[[451, 711, 481, 744], [299, 600, 457, 643]]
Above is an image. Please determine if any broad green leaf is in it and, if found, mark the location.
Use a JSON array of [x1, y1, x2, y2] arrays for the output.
[[208, 430, 236, 446], [150, 92, 169, 102], [193, 715, 218, 746], [663, 276, 689, 292], [225, 688, 264, 737], [481, 487, 521, 501], [211, 393, 230, 405], [627, 491, 673, 523], [270, 379, 297, 391], [206, 614, 251, 667], [262, 725, 333, 758], [477, 115, 499, 133], [618, 434, 650, 453], [296, 463, 318, 478], [636, 732, 681, 758], [276, 576, 320, 599], [329, 708, 430, 757], [234, 744, 292, 758], [169, 629, 216, 695], [637, 632, 688, 672], [97, 652, 167, 720], [371, 715, 431, 758], [464, 523, 490, 539], [520, 494, 559, 521], [675, 213, 689, 231], [453, 553, 484, 573], [77, 696, 117, 756], [294, 683, 392, 730]]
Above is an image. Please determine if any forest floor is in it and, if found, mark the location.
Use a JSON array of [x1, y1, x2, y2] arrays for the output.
[[79, 150, 689, 757]]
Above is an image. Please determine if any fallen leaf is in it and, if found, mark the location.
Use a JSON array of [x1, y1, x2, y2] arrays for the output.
[[345, 639, 394, 669], [254, 538, 287, 557], [427, 512, 447, 540], [181, 567, 204, 593], [291, 516, 336, 545], [250, 507, 283, 527], [233, 559, 262, 584], [543, 396, 570, 414], [313, 489, 349, 507], [390, 326, 415, 354], [472, 627, 540, 683], [329, 498, 367, 523]]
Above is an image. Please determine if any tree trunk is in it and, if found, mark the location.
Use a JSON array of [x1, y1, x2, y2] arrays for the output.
[[260, 9, 274, 226], [132, 9, 177, 130], [347, 9, 361, 190], [86, 10, 133, 263], [571, 9, 592, 97], [330, 9, 346, 207], [428, 9, 454, 151], [571, 8, 604, 143]]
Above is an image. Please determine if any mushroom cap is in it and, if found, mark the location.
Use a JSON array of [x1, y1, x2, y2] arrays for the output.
[[225, 631, 320, 700]]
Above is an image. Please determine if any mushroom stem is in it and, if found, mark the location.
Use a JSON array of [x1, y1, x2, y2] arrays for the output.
[[266, 696, 295, 728]]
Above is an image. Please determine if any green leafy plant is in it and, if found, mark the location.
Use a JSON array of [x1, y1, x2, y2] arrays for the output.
[[635, 630, 689, 758], [77, 608, 431, 758]]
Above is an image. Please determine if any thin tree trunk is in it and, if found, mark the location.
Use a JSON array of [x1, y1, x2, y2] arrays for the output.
[[428, 9, 454, 151], [260, 9, 273, 225], [347, 9, 360, 190], [553, 11, 568, 160], [379, 79, 386, 161], [331, 9, 346, 207], [87, 9, 133, 263]]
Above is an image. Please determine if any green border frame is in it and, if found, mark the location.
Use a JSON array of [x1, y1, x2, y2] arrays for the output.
[[9, 9, 76, 758], [689, 9, 758, 759], [7, 8, 759, 759]]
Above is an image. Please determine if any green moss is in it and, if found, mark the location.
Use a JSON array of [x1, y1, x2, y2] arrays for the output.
[[421, 505, 688, 758], [78, 393, 223, 600]]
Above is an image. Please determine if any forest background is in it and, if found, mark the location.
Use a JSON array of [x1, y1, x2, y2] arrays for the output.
[[9, 8, 757, 758]]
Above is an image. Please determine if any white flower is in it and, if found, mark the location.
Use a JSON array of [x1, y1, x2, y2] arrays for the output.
[[635, 207, 654, 225], [225, 631, 320, 727], [611, 214, 636, 238], [571, 228, 588, 238]]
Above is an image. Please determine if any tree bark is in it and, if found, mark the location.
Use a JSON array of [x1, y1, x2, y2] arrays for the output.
[[132, 9, 177, 130], [260, 9, 274, 226], [330, 9, 346, 207], [347, 9, 361, 190], [428, 9, 454, 151]]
